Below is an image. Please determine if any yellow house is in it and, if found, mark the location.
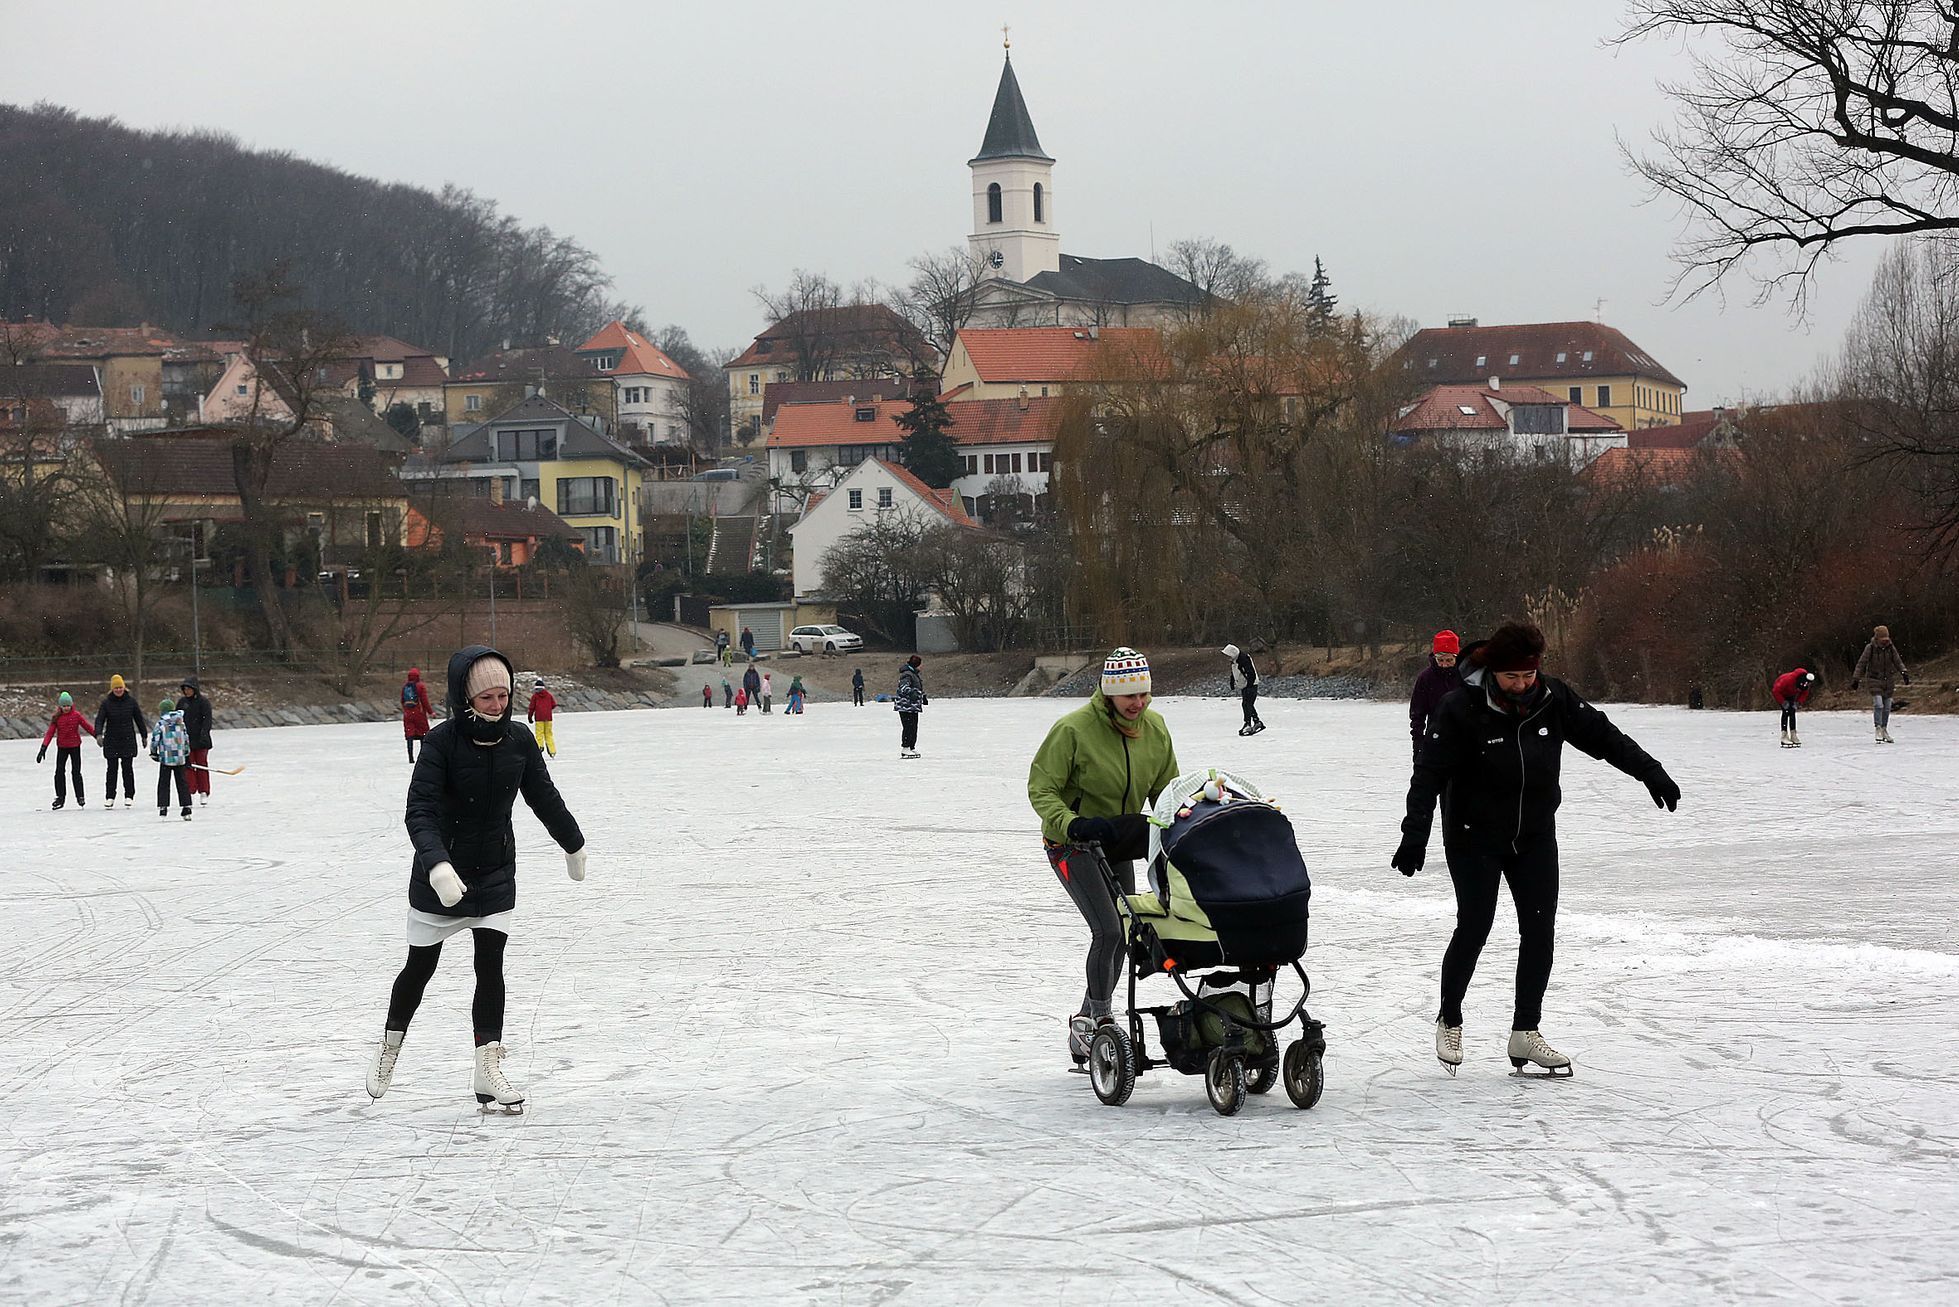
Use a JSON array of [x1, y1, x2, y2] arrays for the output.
[[1395, 320, 1687, 432], [435, 394, 646, 565]]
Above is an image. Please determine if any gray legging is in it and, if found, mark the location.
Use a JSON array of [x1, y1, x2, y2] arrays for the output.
[[1048, 845, 1135, 1015], [1873, 693, 1893, 728]]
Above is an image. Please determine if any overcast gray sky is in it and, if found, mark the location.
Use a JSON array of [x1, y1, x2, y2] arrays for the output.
[[8, 1, 1882, 401]]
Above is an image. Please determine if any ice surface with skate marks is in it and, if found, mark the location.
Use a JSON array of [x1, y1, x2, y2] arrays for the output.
[[1, 698, 1955, 1304]]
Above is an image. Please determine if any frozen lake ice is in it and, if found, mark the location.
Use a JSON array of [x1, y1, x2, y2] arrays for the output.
[[3, 694, 1955, 1304]]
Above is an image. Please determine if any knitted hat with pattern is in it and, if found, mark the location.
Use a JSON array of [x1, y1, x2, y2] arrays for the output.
[[1101, 647, 1151, 697]]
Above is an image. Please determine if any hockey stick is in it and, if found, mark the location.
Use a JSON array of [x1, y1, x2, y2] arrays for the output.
[[189, 762, 246, 776]]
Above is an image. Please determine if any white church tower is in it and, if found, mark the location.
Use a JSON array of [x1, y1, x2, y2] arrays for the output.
[[968, 45, 1059, 284]]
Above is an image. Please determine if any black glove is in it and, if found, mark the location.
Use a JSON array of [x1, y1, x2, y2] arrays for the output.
[[1646, 767, 1681, 812], [36, 747, 46, 764], [1067, 813, 1150, 860], [1068, 816, 1116, 846], [1392, 837, 1425, 876]]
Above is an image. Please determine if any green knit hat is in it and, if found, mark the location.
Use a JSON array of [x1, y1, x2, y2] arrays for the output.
[[57, 691, 71, 708], [159, 697, 176, 714]]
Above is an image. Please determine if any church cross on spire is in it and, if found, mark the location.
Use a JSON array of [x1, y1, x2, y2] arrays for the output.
[[1002, 23, 1010, 51]]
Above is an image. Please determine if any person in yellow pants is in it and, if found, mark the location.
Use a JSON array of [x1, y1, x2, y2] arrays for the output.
[[526, 678, 558, 757]]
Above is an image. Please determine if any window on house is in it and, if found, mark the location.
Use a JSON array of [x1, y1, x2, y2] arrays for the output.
[[520, 478, 539, 502], [855, 407, 875, 422], [1039, 385, 1049, 397], [748, 374, 760, 395], [495, 429, 558, 461], [987, 182, 1003, 223], [556, 476, 616, 516], [848, 489, 863, 511], [131, 385, 146, 405], [1582, 350, 1594, 362], [1033, 182, 1044, 223], [466, 394, 482, 412], [1507, 354, 1519, 366], [1555, 352, 1567, 364], [1568, 387, 1582, 404], [963, 455, 979, 476], [577, 526, 619, 562], [1511, 404, 1565, 435], [877, 486, 893, 509], [1427, 358, 1437, 368], [1596, 385, 1612, 408], [1473, 355, 1486, 369], [366, 510, 386, 549], [790, 450, 807, 473], [1011, 453, 1023, 473], [983, 453, 995, 475], [594, 356, 615, 371], [235, 383, 249, 397]]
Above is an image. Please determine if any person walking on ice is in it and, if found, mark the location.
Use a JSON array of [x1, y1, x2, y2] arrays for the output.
[[761, 671, 773, 714], [37, 691, 96, 810], [1394, 622, 1680, 1078], [851, 667, 865, 706], [94, 675, 148, 808], [527, 677, 558, 757], [1771, 667, 1816, 748], [1222, 643, 1264, 735], [786, 673, 806, 714], [149, 697, 193, 820], [1027, 647, 1179, 1068], [894, 654, 927, 758], [366, 646, 587, 1115], [1409, 630, 1463, 757], [1851, 624, 1910, 743], [177, 677, 214, 806], [401, 668, 434, 762], [701, 683, 713, 708]]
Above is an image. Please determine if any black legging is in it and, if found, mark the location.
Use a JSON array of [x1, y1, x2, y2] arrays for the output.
[[104, 754, 136, 799], [156, 763, 190, 812], [1049, 845, 1137, 1014], [899, 711, 919, 750], [1779, 702, 1798, 731], [1241, 687, 1262, 727], [1439, 836, 1559, 1030], [52, 746, 83, 803], [853, 685, 865, 706], [385, 928, 509, 1043]]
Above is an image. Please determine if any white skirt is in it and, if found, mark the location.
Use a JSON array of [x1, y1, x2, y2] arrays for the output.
[[406, 907, 515, 948]]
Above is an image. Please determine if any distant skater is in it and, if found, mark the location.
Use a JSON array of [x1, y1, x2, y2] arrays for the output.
[[895, 655, 927, 758], [1771, 667, 1816, 748], [149, 697, 192, 821], [852, 667, 865, 706], [786, 674, 806, 714], [178, 677, 214, 807], [94, 675, 148, 808], [1222, 643, 1264, 735], [527, 677, 557, 757], [1408, 630, 1463, 758], [1851, 624, 1910, 744], [38, 691, 96, 810], [761, 672, 773, 715], [702, 683, 713, 708], [402, 668, 434, 762]]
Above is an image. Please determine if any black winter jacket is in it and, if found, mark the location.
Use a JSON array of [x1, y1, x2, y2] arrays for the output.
[[1402, 670, 1662, 853], [94, 692, 150, 759], [1408, 656, 1462, 744], [1230, 650, 1260, 691], [403, 646, 584, 917], [177, 679, 213, 750]]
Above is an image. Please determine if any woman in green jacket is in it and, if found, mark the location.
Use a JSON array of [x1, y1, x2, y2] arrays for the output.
[[1027, 647, 1180, 1067]]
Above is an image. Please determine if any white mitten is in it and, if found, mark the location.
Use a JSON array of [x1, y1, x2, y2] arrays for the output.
[[566, 847, 587, 882], [428, 861, 466, 908]]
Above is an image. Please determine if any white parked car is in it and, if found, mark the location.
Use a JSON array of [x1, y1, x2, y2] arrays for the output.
[[789, 624, 863, 654]]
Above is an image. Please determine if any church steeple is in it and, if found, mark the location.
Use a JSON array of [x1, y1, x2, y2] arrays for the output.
[[968, 49, 1059, 282], [971, 53, 1053, 164]]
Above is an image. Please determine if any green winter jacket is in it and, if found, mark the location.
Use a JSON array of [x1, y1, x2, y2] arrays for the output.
[[1027, 690, 1180, 845]]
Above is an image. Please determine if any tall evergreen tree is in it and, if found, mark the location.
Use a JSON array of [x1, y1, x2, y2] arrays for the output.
[[1304, 257, 1339, 336], [894, 391, 964, 488]]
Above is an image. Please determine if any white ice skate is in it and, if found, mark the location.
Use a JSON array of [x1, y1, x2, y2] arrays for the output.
[[1435, 1021, 1463, 1076], [1881, 726, 1895, 743], [1779, 729, 1793, 748], [1508, 1028, 1573, 1077], [366, 1030, 404, 1100], [474, 1042, 525, 1114], [1789, 729, 1802, 747]]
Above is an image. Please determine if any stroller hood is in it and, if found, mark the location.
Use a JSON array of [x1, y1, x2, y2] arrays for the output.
[[1151, 770, 1311, 966]]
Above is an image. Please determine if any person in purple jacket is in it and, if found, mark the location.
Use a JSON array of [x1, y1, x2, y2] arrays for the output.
[[1409, 630, 1463, 757]]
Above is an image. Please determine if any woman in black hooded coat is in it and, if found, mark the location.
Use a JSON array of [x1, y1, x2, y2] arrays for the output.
[[364, 645, 587, 1113]]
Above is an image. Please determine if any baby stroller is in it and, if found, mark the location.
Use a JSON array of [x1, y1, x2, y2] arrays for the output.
[[1081, 769, 1325, 1116]]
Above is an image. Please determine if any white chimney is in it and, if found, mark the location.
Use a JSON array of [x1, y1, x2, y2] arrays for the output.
[[1488, 376, 1501, 390]]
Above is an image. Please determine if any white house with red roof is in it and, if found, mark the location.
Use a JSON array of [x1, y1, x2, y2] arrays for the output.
[[939, 325, 1157, 401], [574, 321, 692, 446], [767, 392, 1065, 522], [787, 457, 977, 599], [1389, 381, 1626, 466]]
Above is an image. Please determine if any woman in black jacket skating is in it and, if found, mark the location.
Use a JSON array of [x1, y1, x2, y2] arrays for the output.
[[364, 645, 588, 1113], [1394, 623, 1680, 1077], [94, 675, 149, 807]]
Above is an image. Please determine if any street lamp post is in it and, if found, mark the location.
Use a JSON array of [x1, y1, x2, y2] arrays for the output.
[[180, 529, 205, 679]]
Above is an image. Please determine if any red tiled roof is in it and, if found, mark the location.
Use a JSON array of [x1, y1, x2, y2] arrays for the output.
[[1583, 446, 1707, 489], [761, 378, 925, 425], [450, 345, 590, 384], [94, 432, 404, 500], [1397, 321, 1685, 391], [953, 326, 1159, 384], [576, 321, 692, 380], [878, 459, 977, 527], [32, 324, 183, 359], [348, 334, 440, 364], [768, 395, 1066, 450], [454, 496, 581, 541], [728, 305, 932, 370], [1390, 384, 1622, 436], [1629, 411, 1725, 449]]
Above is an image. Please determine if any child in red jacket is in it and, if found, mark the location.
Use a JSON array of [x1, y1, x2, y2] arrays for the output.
[[38, 690, 98, 809], [1772, 667, 1816, 748], [526, 678, 558, 757]]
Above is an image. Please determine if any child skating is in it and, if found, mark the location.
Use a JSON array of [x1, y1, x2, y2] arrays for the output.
[[366, 646, 587, 1114], [401, 667, 433, 762], [786, 674, 806, 714], [701, 683, 713, 708], [1771, 667, 1816, 747], [149, 698, 192, 820], [527, 677, 558, 757], [37, 691, 97, 810]]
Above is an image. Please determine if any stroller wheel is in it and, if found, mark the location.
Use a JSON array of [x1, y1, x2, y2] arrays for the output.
[[1205, 1049, 1246, 1117], [1088, 1025, 1136, 1106], [1246, 1054, 1279, 1096], [1283, 1040, 1324, 1110]]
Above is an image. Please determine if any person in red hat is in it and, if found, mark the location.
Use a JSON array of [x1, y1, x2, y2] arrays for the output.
[[401, 667, 434, 762], [1395, 622, 1680, 1079], [1407, 630, 1463, 757]]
